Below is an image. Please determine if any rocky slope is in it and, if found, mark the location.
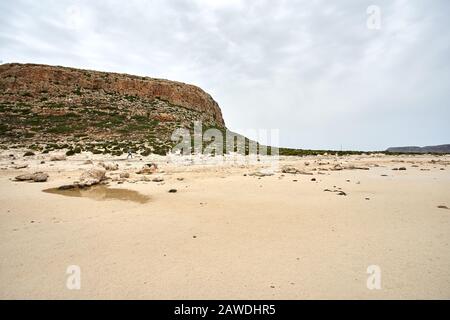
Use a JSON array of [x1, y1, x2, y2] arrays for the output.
[[0, 63, 225, 155]]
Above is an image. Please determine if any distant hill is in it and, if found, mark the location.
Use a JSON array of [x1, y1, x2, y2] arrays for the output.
[[386, 144, 450, 154]]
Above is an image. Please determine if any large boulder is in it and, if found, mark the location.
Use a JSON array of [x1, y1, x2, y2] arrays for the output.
[[33, 172, 49, 182], [79, 166, 106, 186], [15, 172, 49, 182]]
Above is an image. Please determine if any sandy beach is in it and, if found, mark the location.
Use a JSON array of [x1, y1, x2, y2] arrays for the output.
[[0, 151, 449, 299]]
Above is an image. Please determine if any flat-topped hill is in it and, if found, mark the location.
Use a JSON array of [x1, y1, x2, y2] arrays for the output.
[[0, 63, 225, 154]]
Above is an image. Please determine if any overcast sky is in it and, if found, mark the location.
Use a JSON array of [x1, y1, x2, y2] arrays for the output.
[[1, 0, 449, 150]]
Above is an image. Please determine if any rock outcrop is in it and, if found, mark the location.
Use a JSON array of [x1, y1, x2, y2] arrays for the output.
[[79, 166, 107, 186], [0, 63, 226, 155]]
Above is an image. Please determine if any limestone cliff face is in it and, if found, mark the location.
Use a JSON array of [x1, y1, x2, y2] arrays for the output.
[[0, 63, 225, 126], [0, 63, 226, 154]]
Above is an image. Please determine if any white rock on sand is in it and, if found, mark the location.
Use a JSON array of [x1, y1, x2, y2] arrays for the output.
[[14, 172, 49, 182], [79, 166, 107, 186], [50, 154, 66, 161]]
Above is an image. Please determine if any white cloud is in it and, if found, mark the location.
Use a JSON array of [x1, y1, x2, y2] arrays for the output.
[[0, 0, 449, 150]]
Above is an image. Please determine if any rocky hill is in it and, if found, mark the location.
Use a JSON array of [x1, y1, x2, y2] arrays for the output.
[[0, 63, 368, 157], [386, 144, 450, 154], [0, 63, 225, 155]]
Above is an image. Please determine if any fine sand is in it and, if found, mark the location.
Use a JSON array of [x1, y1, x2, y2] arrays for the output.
[[0, 151, 449, 299]]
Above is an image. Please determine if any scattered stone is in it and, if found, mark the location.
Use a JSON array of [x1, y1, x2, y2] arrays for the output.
[[331, 164, 344, 171], [398, 167, 407, 171], [281, 165, 312, 175], [152, 176, 164, 182], [346, 165, 370, 170], [281, 165, 300, 174], [437, 205, 449, 210], [139, 176, 151, 182], [119, 172, 130, 179], [14, 164, 28, 169], [365, 197, 370, 200], [249, 171, 274, 177], [311, 178, 316, 181], [14, 173, 35, 181], [40, 161, 45, 164], [324, 188, 347, 196], [23, 151, 35, 157], [83, 160, 93, 165], [15, 172, 49, 182], [177, 177, 185, 181], [169, 189, 177, 193], [99, 162, 119, 171], [50, 154, 66, 161], [136, 163, 158, 174]]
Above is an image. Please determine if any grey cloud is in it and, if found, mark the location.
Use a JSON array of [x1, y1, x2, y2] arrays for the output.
[[1, 0, 449, 150]]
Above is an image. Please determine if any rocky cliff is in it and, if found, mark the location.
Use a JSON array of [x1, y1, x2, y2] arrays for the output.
[[0, 63, 225, 155]]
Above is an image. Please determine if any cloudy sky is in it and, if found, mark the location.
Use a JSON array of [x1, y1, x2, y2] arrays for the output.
[[1, 0, 449, 150]]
